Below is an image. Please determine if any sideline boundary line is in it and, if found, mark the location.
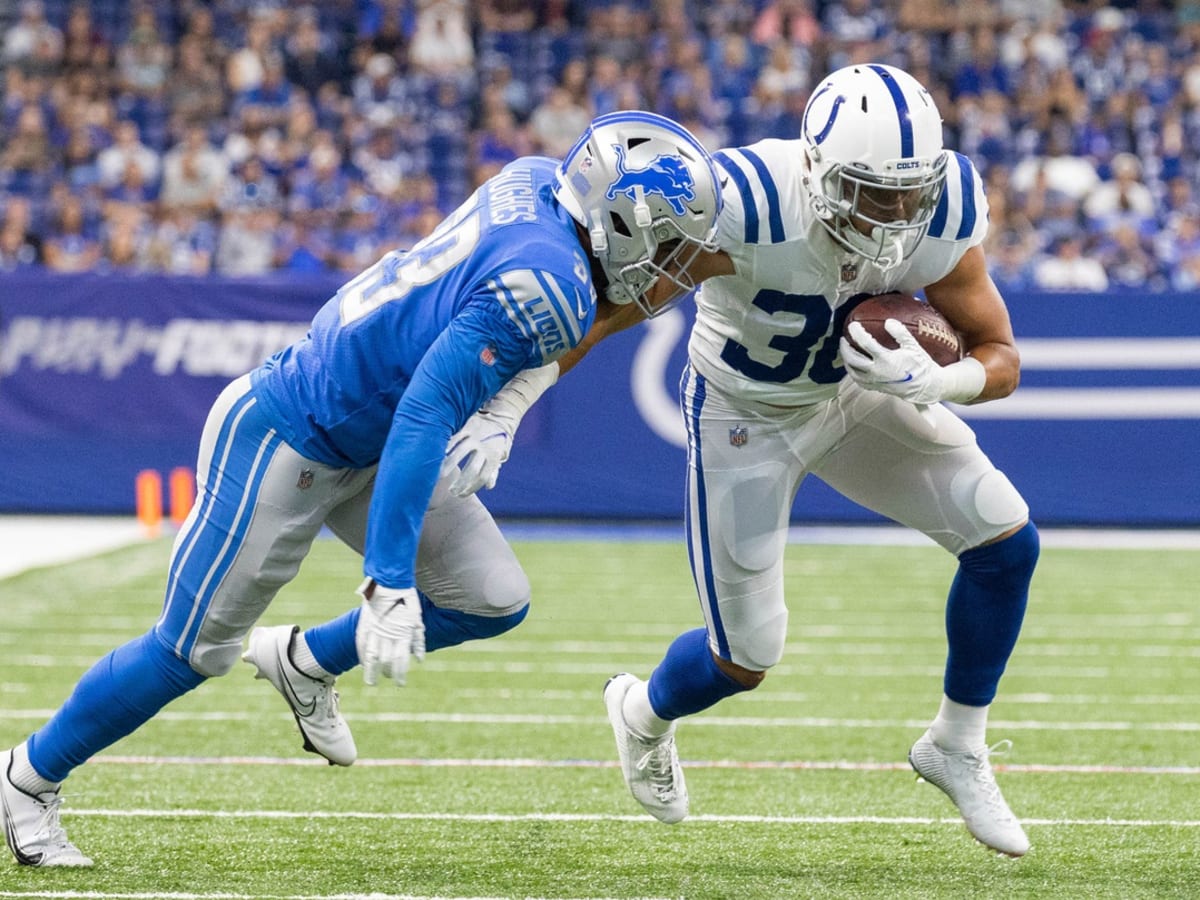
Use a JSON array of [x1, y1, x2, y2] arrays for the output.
[[2, 516, 1199, 582], [0, 896, 531, 900]]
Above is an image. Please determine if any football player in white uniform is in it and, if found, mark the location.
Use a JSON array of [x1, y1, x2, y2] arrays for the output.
[[446, 64, 1038, 857]]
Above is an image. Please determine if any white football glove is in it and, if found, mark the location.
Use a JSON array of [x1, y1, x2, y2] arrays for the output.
[[355, 579, 425, 687], [440, 362, 559, 498], [441, 410, 512, 497], [839, 319, 986, 406]]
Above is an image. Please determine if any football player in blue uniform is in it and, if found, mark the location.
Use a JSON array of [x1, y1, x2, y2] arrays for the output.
[[0, 111, 722, 867], [448, 65, 1039, 857]]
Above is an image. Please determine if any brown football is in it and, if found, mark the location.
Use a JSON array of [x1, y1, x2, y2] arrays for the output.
[[844, 292, 963, 366]]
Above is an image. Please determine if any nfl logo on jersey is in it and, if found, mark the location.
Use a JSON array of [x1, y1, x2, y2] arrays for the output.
[[729, 426, 748, 447]]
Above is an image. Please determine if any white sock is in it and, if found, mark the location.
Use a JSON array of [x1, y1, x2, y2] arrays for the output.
[[7, 742, 60, 796], [929, 696, 989, 751], [289, 630, 331, 680], [622, 678, 673, 739]]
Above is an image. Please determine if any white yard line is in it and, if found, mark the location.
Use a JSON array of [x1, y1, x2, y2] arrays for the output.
[[38, 809, 1200, 828], [83, 754, 1200, 776], [4, 657, 1193, 682], [2, 707, 1198, 734]]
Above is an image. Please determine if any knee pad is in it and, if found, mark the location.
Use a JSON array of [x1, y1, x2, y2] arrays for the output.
[[476, 561, 531, 618], [188, 640, 242, 678], [970, 469, 1030, 531], [729, 608, 788, 671], [417, 552, 531, 618]]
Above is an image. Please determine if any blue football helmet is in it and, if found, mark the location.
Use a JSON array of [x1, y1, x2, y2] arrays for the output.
[[553, 111, 722, 316]]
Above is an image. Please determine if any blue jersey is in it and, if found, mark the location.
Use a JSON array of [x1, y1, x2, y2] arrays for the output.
[[251, 157, 596, 587]]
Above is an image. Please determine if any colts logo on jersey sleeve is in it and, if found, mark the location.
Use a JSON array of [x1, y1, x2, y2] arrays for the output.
[[606, 146, 697, 216]]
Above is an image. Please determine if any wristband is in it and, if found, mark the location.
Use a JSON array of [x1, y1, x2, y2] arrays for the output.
[[482, 361, 560, 428], [939, 356, 987, 404]]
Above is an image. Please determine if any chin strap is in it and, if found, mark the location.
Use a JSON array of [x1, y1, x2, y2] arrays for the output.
[[841, 224, 905, 271], [874, 231, 905, 270]]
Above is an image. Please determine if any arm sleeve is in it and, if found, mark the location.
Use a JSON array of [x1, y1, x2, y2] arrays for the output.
[[363, 303, 531, 588]]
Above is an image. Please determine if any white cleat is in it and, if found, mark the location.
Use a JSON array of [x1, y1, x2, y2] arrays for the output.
[[243, 625, 357, 766], [908, 729, 1030, 857], [603, 673, 688, 824], [1, 750, 93, 867]]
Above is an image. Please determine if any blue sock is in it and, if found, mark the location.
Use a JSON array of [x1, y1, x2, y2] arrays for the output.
[[944, 521, 1040, 706], [647, 627, 748, 720], [303, 609, 360, 675], [304, 595, 529, 676], [27, 630, 205, 783]]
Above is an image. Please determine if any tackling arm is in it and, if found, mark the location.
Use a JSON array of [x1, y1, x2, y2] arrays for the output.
[[442, 246, 736, 495], [439, 299, 645, 496], [557, 299, 648, 374]]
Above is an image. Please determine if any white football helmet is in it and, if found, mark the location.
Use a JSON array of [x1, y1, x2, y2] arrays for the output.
[[801, 64, 948, 270], [553, 110, 722, 316]]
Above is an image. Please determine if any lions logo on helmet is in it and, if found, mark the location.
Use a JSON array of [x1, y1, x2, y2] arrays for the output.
[[553, 111, 722, 317], [606, 146, 699, 217]]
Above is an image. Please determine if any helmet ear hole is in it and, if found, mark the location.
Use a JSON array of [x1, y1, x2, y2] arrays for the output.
[[609, 211, 632, 238]]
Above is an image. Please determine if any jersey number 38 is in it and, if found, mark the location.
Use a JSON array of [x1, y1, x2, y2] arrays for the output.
[[721, 290, 866, 385]]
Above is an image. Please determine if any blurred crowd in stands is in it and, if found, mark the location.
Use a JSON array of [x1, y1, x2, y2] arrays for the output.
[[1, 0, 1198, 291]]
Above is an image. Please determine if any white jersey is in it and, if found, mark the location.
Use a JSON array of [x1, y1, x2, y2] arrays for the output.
[[689, 139, 989, 406]]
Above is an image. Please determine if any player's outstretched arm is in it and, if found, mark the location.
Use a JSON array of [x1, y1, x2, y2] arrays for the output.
[[441, 361, 560, 497], [441, 298, 649, 497], [441, 246, 735, 496]]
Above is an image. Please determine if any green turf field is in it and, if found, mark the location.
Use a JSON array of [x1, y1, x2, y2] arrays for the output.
[[1, 534, 1197, 899]]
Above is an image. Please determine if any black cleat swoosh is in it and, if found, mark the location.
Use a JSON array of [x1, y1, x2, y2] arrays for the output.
[[279, 631, 318, 718]]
